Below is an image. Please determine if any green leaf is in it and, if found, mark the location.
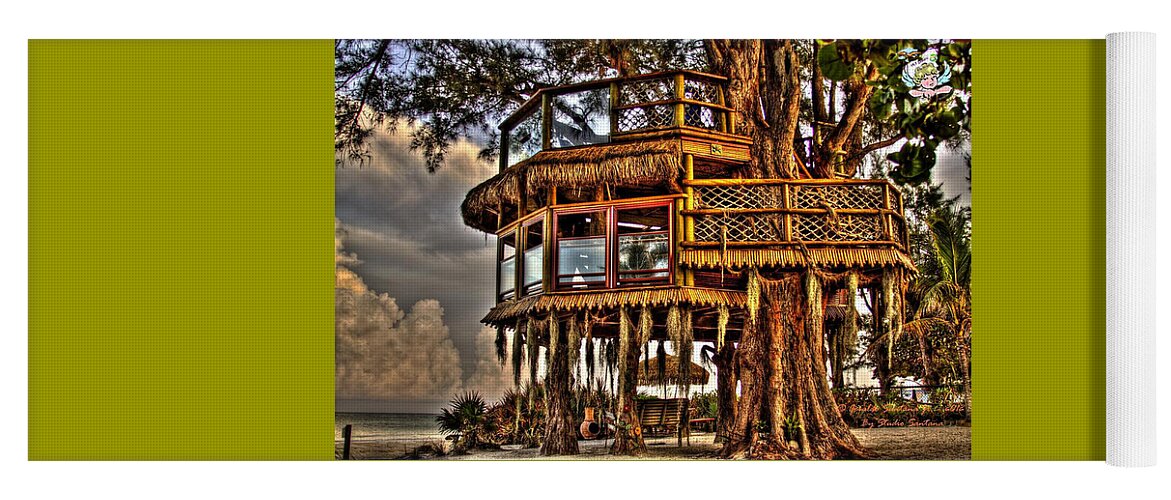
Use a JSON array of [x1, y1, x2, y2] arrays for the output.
[[818, 43, 855, 81], [868, 90, 893, 119]]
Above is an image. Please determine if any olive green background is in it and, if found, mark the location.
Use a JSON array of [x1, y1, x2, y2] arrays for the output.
[[970, 39, 1106, 460], [28, 40, 335, 459], [28, 39, 1105, 460]]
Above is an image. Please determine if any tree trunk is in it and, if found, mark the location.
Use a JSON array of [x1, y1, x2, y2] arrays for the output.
[[721, 273, 868, 459], [611, 308, 647, 455], [713, 342, 737, 442], [541, 316, 579, 456], [869, 286, 893, 396], [706, 40, 802, 179]]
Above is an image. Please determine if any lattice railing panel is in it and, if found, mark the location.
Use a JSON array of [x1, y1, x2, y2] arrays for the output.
[[693, 185, 783, 210], [684, 105, 719, 129], [791, 213, 883, 242], [889, 215, 906, 245], [694, 214, 783, 242], [616, 104, 675, 132], [618, 78, 674, 106], [791, 184, 885, 210], [683, 79, 721, 103]]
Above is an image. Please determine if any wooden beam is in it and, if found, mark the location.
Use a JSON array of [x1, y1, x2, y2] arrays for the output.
[[681, 240, 902, 248], [683, 154, 695, 287]]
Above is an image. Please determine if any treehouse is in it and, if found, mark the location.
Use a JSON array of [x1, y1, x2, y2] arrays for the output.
[[462, 70, 914, 347]]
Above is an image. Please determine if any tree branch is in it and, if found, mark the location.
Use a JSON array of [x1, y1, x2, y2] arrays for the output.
[[849, 134, 905, 161]]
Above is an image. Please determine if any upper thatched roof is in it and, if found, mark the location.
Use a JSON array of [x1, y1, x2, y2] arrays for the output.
[[462, 140, 683, 232]]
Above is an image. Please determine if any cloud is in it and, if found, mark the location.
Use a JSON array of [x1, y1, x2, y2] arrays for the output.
[[460, 326, 512, 402], [335, 123, 500, 389], [335, 220, 509, 412]]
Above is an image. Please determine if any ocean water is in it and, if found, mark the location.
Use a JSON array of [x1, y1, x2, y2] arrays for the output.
[[335, 413, 444, 444]]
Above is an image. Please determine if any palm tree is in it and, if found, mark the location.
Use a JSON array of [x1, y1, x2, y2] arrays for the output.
[[882, 208, 971, 414]]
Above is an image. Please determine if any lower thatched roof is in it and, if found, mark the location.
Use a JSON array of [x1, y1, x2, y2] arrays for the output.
[[680, 247, 916, 272], [639, 355, 710, 386], [462, 140, 683, 232], [482, 286, 746, 326]]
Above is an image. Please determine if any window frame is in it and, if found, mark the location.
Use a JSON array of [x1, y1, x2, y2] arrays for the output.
[[551, 198, 675, 292], [520, 214, 546, 296], [496, 228, 518, 302], [552, 206, 611, 291]]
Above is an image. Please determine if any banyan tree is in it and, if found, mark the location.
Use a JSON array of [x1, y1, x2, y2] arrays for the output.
[[463, 52, 915, 459]]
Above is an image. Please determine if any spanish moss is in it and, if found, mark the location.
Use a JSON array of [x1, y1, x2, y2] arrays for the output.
[[567, 313, 581, 385], [511, 321, 524, 386], [495, 326, 507, 365], [717, 304, 729, 349], [747, 267, 761, 324], [527, 315, 540, 385], [678, 306, 694, 397]]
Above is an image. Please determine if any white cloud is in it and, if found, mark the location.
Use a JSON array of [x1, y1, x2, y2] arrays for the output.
[[335, 221, 508, 411]]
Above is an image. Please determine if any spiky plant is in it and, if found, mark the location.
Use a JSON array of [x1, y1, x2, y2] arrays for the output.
[[436, 392, 489, 449]]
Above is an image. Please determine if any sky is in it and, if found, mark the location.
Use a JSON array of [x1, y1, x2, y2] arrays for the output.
[[335, 125, 510, 413]]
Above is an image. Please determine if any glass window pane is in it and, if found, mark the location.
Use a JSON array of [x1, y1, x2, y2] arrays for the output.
[[616, 205, 669, 234], [498, 231, 517, 296], [618, 233, 670, 272], [501, 231, 516, 259], [499, 258, 515, 295], [523, 244, 543, 287], [616, 204, 670, 284], [557, 210, 607, 238], [550, 88, 610, 148], [524, 221, 543, 251], [506, 108, 542, 168], [557, 237, 606, 287]]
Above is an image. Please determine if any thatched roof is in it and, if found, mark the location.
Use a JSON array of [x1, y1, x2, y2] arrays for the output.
[[462, 140, 683, 232], [680, 247, 916, 272], [639, 355, 710, 386], [482, 286, 746, 326]]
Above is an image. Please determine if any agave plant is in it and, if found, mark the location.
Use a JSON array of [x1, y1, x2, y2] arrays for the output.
[[436, 392, 490, 449]]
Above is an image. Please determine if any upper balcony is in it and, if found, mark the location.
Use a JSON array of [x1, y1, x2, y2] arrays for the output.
[[497, 70, 743, 172]]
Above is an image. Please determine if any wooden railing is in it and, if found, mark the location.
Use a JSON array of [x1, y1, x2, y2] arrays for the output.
[[498, 70, 737, 171], [679, 178, 909, 250]]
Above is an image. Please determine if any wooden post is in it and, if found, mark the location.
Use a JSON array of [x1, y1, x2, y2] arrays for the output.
[[609, 82, 620, 137], [541, 93, 553, 150], [342, 424, 352, 460], [542, 208, 553, 294], [517, 173, 528, 217], [498, 131, 510, 173], [674, 73, 687, 128], [674, 197, 686, 286], [783, 183, 793, 241], [683, 154, 695, 287], [716, 82, 728, 133]]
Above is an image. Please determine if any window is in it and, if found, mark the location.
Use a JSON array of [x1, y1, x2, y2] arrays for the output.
[[556, 210, 607, 289], [522, 218, 544, 295], [498, 230, 517, 300], [616, 205, 671, 285]]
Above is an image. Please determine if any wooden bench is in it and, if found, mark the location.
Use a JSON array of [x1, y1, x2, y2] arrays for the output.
[[635, 398, 690, 446]]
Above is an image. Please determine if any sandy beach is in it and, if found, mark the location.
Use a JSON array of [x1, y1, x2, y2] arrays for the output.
[[335, 426, 970, 461]]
